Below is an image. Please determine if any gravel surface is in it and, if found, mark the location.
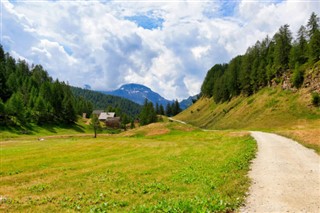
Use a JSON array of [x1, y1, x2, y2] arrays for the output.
[[241, 131, 320, 213]]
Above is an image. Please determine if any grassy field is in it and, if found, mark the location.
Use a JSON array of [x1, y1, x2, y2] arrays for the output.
[[175, 87, 320, 153], [0, 121, 256, 212]]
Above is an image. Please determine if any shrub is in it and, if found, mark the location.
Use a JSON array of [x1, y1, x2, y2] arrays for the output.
[[311, 92, 320, 107], [292, 65, 304, 88]]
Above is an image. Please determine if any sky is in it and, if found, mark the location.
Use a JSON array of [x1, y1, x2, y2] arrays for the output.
[[1, 0, 319, 100]]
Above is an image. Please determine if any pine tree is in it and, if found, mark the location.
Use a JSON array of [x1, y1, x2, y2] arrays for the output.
[[292, 63, 304, 88], [172, 100, 181, 116], [155, 103, 160, 114], [5, 92, 25, 124], [273, 24, 292, 70], [308, 30, 320, 62], [165, 103, 172, 117], [0, 98, 4, 115], [159, 104, 165, 115], [239, 52, 253, 96], [121, 114, 129, 130], [130, 119, 135, 129], [139, 99, 157, 125], [34, 96, 47, 124], [307, 12, 319, 39]]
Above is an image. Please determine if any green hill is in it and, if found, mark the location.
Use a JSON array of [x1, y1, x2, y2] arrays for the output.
[[176, 86, 320, 131]]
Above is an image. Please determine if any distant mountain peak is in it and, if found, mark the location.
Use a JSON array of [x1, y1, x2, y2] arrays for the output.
[[100, 83, 196, 109], [101, 83, 169, 106]]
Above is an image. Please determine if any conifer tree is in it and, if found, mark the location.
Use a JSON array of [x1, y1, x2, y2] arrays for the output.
[[307, 12, 319, 39], [139, 99, 157, 125], [308, 30, 320, 62], [273, 24, 292, 70], [159, 104, 165, 115], [165, 102, 172, 117]]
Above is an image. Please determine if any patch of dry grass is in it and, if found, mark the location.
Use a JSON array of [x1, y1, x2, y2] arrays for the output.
[[276, 119, 320, 154]]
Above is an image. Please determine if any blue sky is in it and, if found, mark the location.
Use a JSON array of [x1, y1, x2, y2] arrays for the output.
[[1, 0, 319, 100]]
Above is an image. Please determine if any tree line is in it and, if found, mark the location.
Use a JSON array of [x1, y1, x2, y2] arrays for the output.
[[140, 99, 181, 125], [0, 46, 92, 127], [201, 12, 320, 103]]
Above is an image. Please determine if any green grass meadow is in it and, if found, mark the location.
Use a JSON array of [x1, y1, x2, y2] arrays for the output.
[[0, 122, 256, 212]]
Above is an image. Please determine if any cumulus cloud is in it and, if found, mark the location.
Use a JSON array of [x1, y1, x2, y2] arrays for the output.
[[1, 0, 320, 100]]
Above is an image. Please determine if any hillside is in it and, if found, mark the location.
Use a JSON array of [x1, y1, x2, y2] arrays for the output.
[[176, 86, 320, 130], [71, 87, 142, 118], [175, 75, 320, 152]]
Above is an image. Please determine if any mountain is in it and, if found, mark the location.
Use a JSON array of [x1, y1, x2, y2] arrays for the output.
[[100, 83, 173, 107], [100, 83, 195, 109], [179, 95, 198, 110]]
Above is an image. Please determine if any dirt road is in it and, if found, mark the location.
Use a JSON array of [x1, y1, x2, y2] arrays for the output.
[[241, 131, 320, 212]]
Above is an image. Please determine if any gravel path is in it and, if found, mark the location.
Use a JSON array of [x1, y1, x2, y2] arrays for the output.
[[241, 131, 320, 212]]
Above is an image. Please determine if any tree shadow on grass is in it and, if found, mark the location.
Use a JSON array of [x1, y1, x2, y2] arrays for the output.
[[1, 122, 85, 136], [68, 123, 85, 133]]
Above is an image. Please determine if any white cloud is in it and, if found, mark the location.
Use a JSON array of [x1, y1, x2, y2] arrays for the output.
[[1, 0, 320, 100]]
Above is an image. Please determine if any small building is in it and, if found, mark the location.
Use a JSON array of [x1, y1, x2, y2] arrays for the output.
[[98, 112, 116, 121]]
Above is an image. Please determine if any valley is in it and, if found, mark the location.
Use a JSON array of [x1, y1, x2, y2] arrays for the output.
[[0, 121, 256, 212], [1, 8, 319, 213]]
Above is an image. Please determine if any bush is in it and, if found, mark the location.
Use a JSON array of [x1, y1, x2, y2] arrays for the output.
[[292, 66, 304, 88], [311, 92, 320, 107]]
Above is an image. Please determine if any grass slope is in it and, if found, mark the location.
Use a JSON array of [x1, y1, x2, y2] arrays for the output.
[[0, 122, 256, 212], [175, 87, 320, 153]]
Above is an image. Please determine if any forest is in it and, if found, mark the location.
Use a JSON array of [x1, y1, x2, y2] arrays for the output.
[[0, 46, 93, 127], [71, 87, 142, 119], [201, 12, 320, 103]]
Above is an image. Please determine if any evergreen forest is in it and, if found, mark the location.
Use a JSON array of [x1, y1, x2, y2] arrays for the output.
[[201, 12, 320, 103], [71, 87, 142, 119], [0, 46, 93, 127]]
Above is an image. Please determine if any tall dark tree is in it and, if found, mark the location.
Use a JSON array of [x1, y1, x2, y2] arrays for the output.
[[159, 104, 165, 115], [140, 99, 157, 125], [226, 56, 242, 97], [121, 113, 130, 130], [290, 25, 309, 67], [172, 100, 181, 116], [307, 12, 319, 39], [273, 24, 292, 70], [155, 103, 160, 114], [165, 102, 172, 117], [5, 92, 25, 124], [0, 98, 5, 122], [308, 30, 320, 62], [239, 52, 253, 96]]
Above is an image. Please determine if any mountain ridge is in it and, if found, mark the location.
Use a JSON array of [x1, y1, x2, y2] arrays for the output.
[[99, 83, 195, 109]]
